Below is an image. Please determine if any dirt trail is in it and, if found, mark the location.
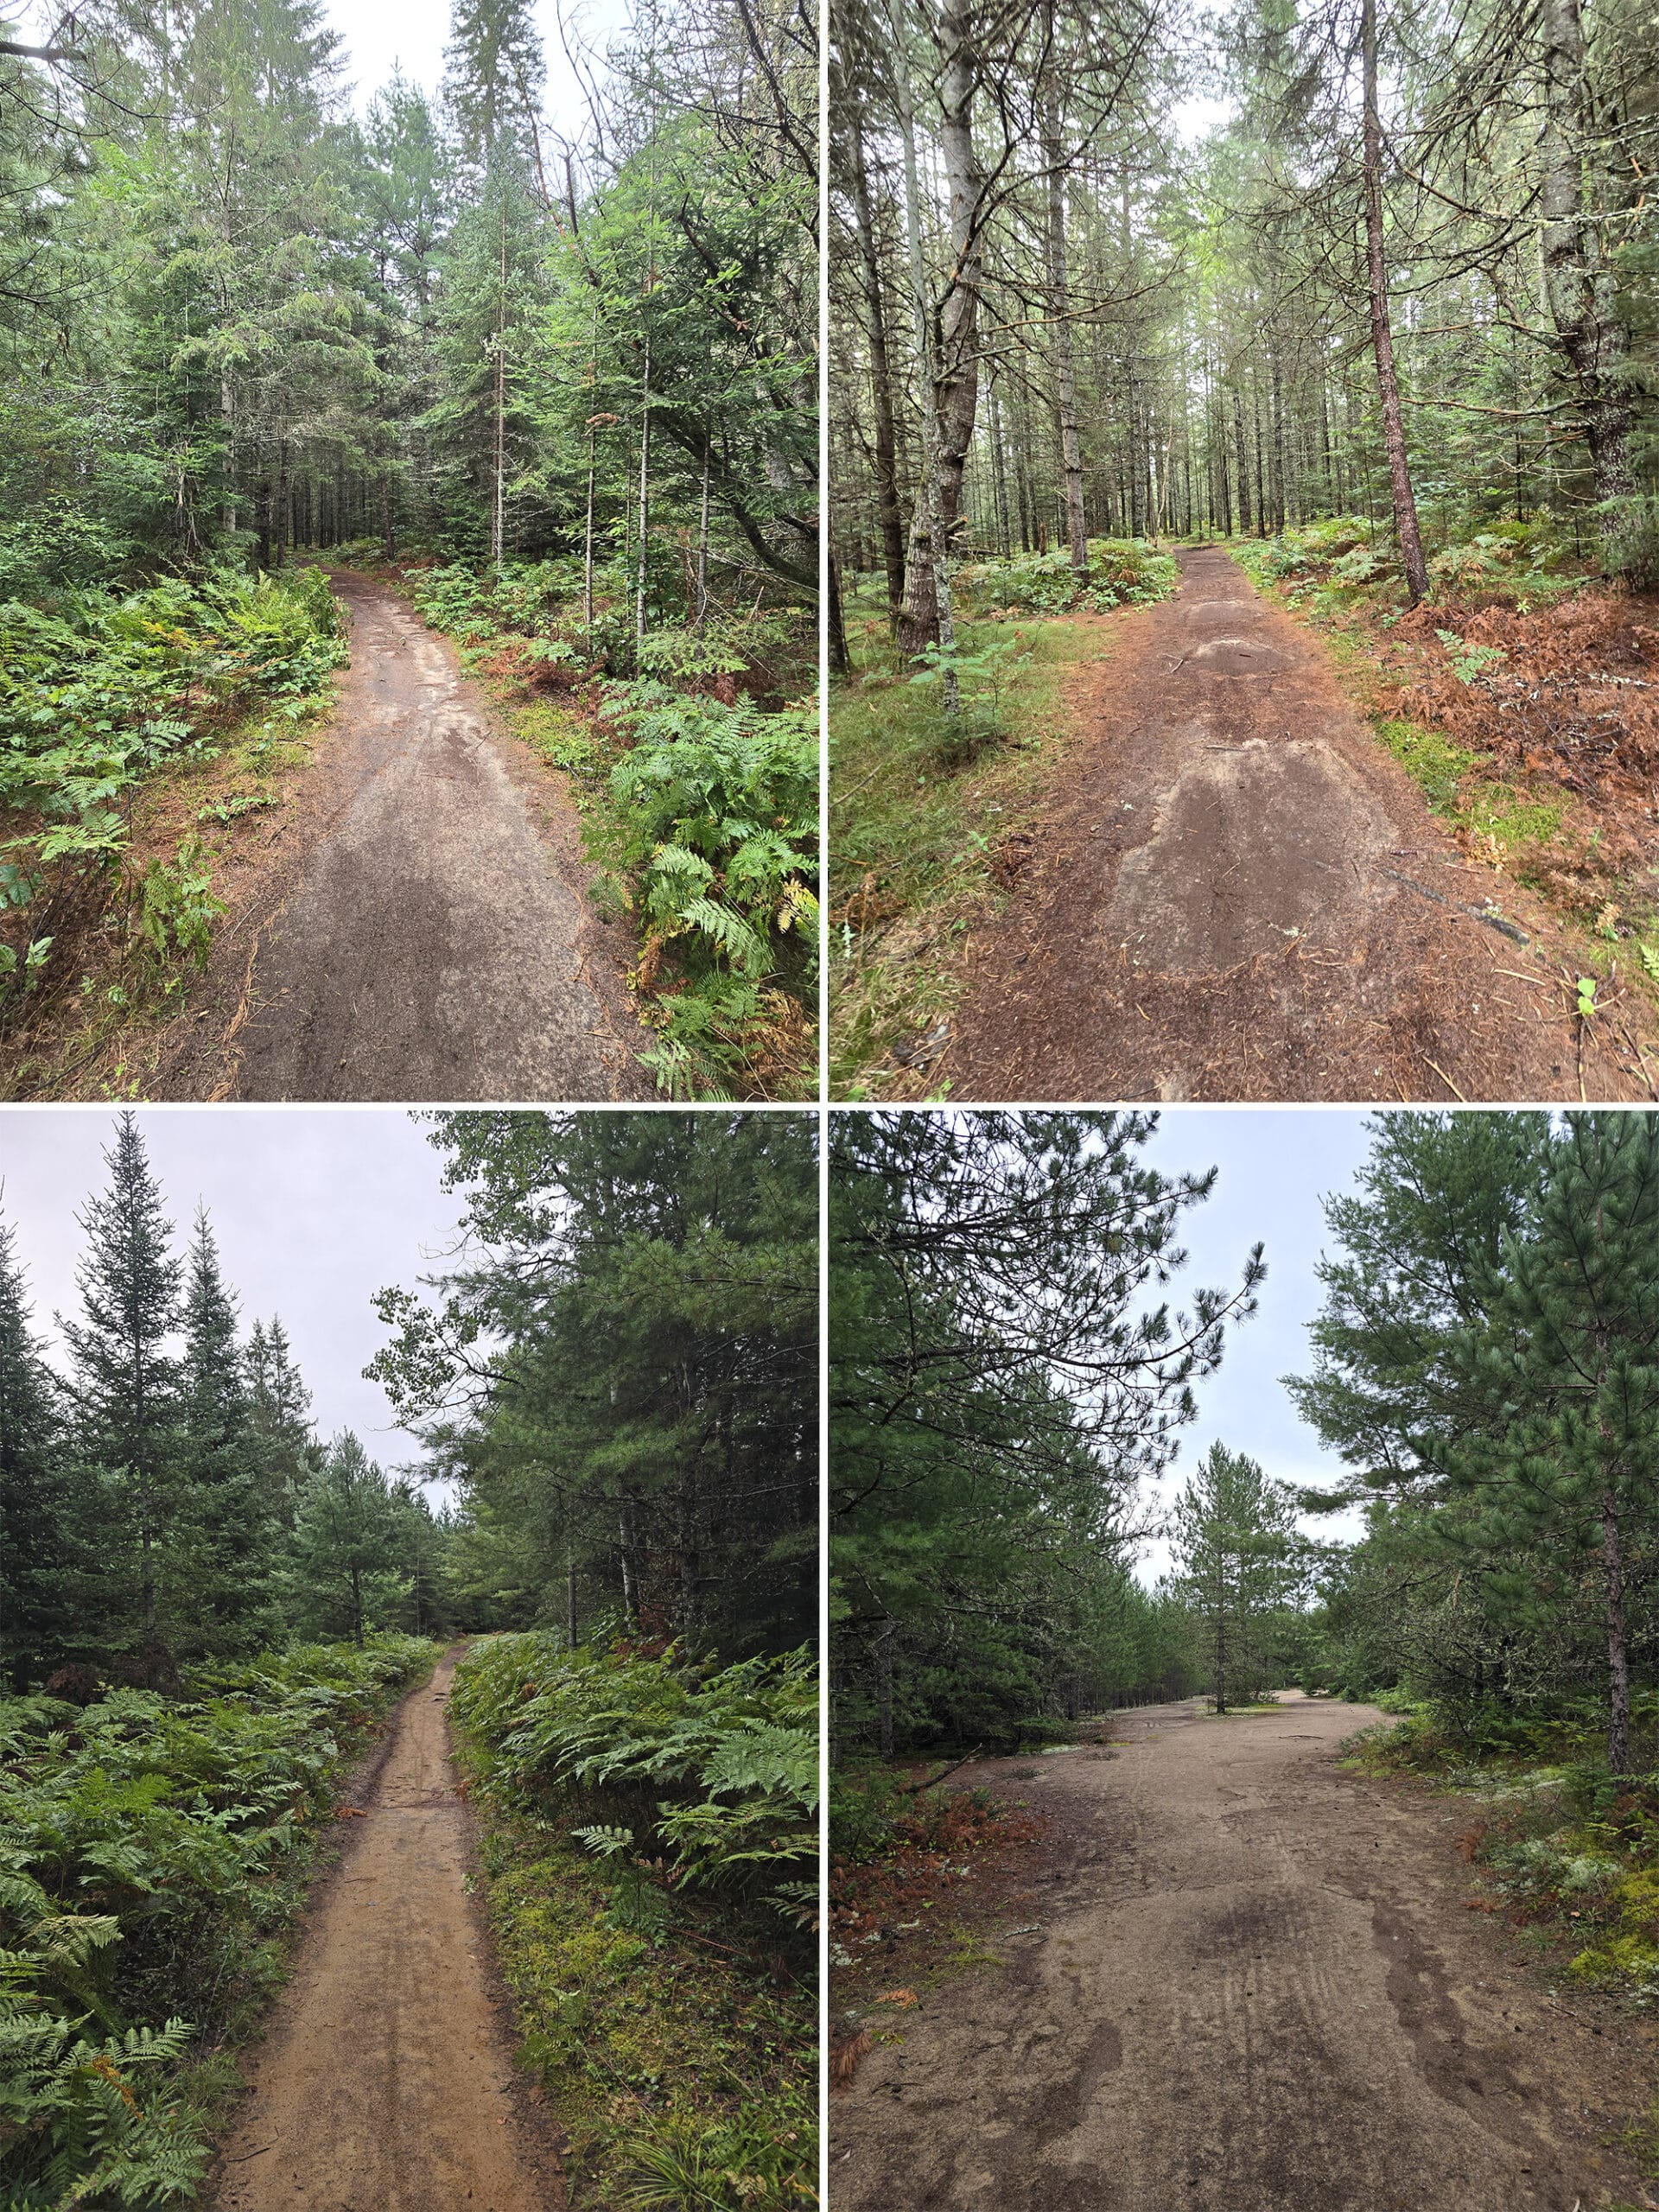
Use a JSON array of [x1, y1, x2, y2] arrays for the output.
[[832, 1694, 1659, 2212], [210, 1648, 560, 2212], [947, 545, 1658, 1102], [162, 571, 646, 1102]]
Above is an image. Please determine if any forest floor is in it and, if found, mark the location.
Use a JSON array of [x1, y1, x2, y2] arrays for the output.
[[207, 1645, 563, 2212], [934, 545, 1659, 1102], [151, 569, 649, 1102], [830, 1694, 1659, 2212]]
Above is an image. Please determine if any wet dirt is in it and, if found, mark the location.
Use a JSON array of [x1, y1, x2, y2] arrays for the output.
[[208, 1649, 562, 2212], [946, 545, 1659, 1102], [159, 571, 648, 1102], [830, 1694, 1659, 2212]]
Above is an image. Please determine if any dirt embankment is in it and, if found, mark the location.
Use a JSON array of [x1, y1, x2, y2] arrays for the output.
[[831, 1694, 1659, 2212], [946, 546, 1659, 1103], [209, 1647, 562, 2212], [160, 570, 648, 1103]]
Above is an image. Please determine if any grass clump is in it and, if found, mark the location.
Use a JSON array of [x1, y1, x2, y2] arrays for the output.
[[450, 1633, 818, 2211], [0, 1634, 436, 2209], [830, 586, 1126, 1097]]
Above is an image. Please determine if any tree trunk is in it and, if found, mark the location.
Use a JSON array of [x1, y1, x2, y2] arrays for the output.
[[828, 543, 850, 675], [696, 438, 712, 629], [1601, 1486, 1632, 1775], [636, 332, 652, 644], [1040, 18, 1088, 576], [492, 213, 507, 567], [848, 97, 907, 630], [1362, 0, 1429, 603], [892, 0, 961, 707], [1538, 0, 1644, 582], [897, 0, 983, 652]]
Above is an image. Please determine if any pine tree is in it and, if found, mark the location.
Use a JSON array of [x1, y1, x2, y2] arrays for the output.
[[60, 1113, 183, 1675], [1448, 1113, 1659, 1777], [1292, 1109, 1659, 1776], [1171, 1444, 1301, 1712], [0, 1213, 70, 1691]]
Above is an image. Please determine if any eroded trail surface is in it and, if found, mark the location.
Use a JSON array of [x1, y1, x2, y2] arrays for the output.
[[949, 546, 1656, 1101], [211, 1649, 560, 2212], [834, 1695, 1659, 2212], [163, 571, 645, 1101]]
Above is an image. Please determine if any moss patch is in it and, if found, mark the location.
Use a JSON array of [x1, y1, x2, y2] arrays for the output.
[[458, 1745, 817, 2210]]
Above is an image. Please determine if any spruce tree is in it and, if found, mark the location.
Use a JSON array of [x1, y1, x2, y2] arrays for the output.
[[245, 1314, 318, 1525], [0, 1214, 70, 1691], [284, 1431, 410, 1645], [60, 1112, 183, 1674], [442, 0, 544, 174], [178, 1209, 274, 1651]]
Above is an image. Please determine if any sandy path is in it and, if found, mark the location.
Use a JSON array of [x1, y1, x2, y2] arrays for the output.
[[947, 545, 1658, 1102], [210, 1649, 560, 2212], [831, 1694, 1659, 2212], [162, 571, 647, 1102]]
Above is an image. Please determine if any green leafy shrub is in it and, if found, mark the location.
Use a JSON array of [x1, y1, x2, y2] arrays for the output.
[[957, 537, 1177, 614], [450, 1634, 818, 1916], [0, 566, 346, 1015], [0, 1634, 433, 2206], [597, 683, 818, 1100]]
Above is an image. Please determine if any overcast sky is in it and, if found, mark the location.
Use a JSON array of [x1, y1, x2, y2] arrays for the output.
[[317, 0, 630, 122], [0, 1108, 467, 1471], [1, 1104, 1384, 1561], [1119, 1108, 1379, 1581]]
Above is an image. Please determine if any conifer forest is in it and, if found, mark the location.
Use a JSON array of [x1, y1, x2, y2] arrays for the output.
[[829, 1109, 1659, 2209], [0, 0, 817, 1103], [0, 1108, 818, 2209], [827, 0, 1659, 1103]]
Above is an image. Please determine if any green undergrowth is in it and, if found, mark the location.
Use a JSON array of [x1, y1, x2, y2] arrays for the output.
[[1232, 518, 1605, 931], [830, 563, 1173, 1098], [0, 562, 346, 1058], [1229, 510, 1593, 614], [368, 552, 818, 1103], [1344, 1694, 1659, 2009], [0, 1633, 436, 2209], [449, 1633, 818, 2211]]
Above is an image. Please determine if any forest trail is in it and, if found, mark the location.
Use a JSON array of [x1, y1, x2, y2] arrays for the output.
[[945, 546, 1657, 1103], [832, 1694, 1659, 2212], [161, 571, 647, 1103], [209, 1647, 561, 2212]]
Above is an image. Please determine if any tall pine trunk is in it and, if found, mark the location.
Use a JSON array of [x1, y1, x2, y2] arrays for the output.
[[1362, 0, 1428, 603], [897, 0, 982, 653], [636, 334, 652, 644], [892, 0, 960, 708], [1040, 16, 1088, 577], [1600, 1486, 1631, 1775], [1538, 0, 1645, 582], [848, 99, 907, 630]]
